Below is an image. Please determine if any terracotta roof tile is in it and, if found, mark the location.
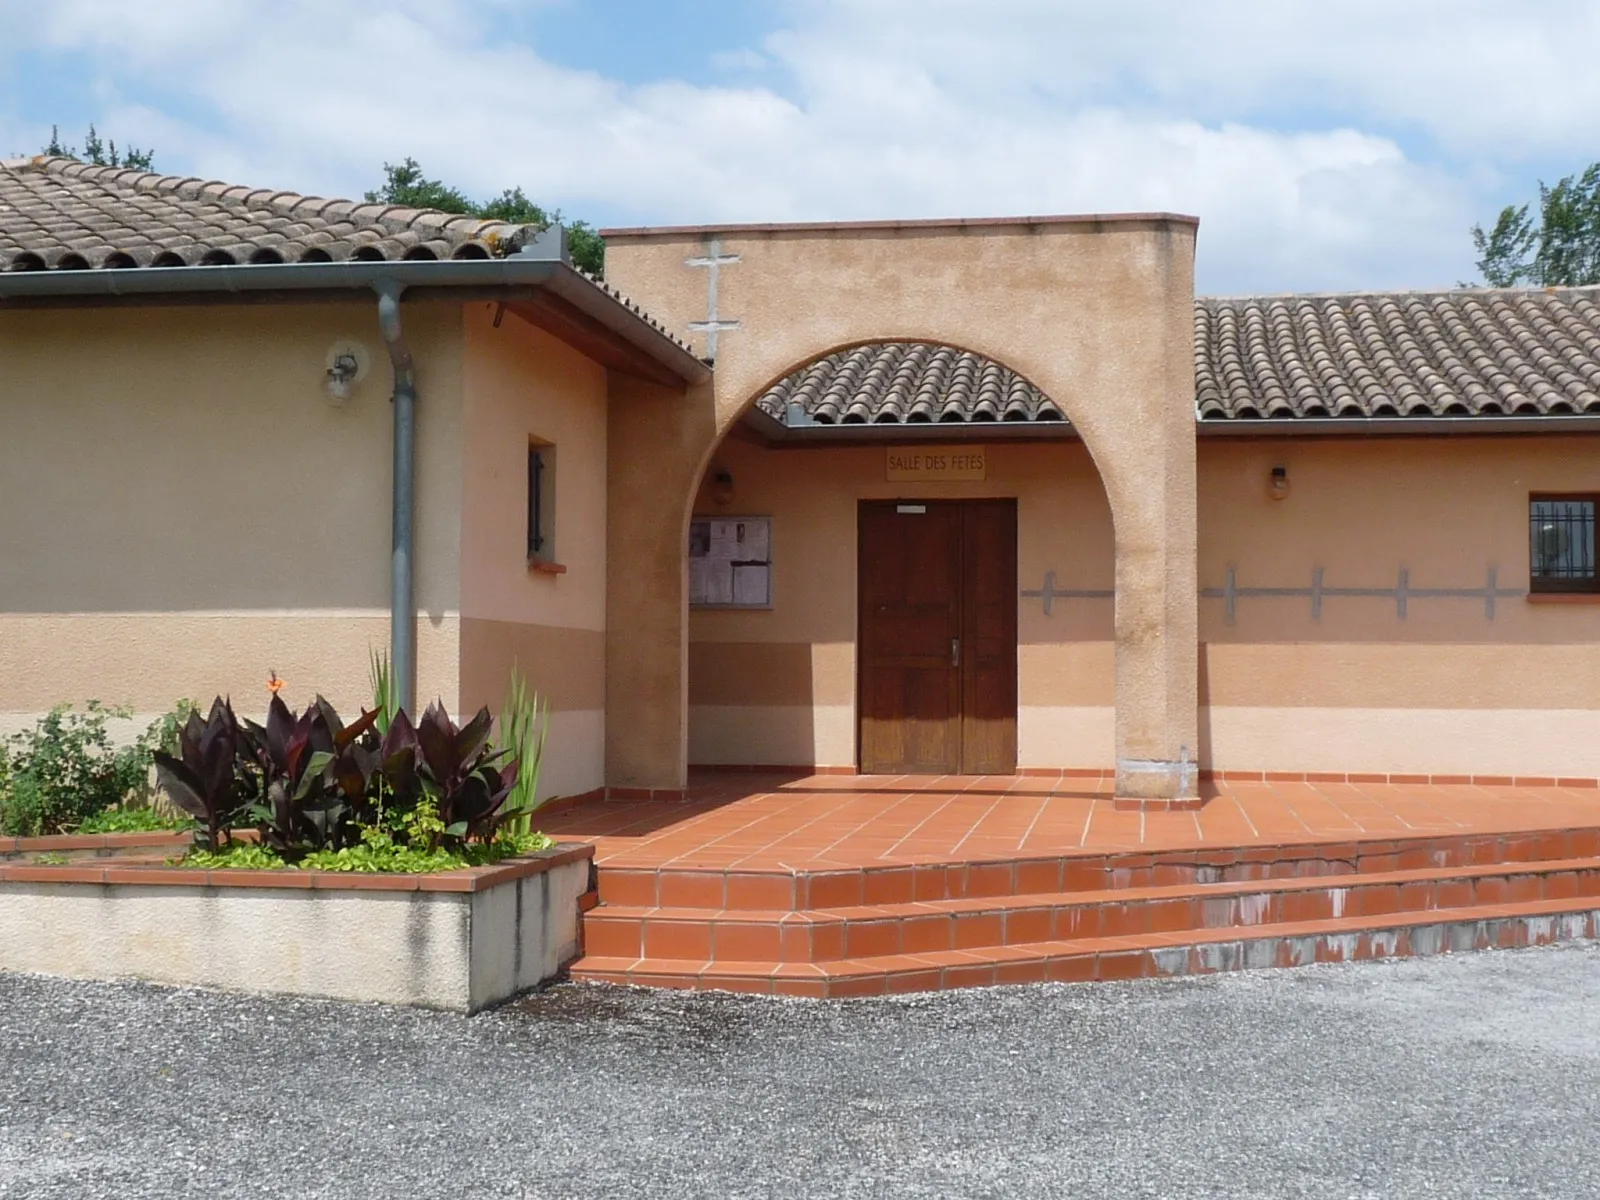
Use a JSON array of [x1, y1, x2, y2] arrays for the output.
[[760, 342, 1068, 425], [1195, 290, 1600, 419], [761, 288, 1600, 425], [0, 155, 540, 268]]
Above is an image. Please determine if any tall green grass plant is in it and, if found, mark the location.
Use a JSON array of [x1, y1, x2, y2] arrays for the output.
[[499, 667, 549, 839]]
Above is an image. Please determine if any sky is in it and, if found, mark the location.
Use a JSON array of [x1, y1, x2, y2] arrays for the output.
[[0, 0, 1595, 294]]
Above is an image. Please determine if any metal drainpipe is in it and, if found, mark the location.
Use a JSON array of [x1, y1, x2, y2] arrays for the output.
[[375, 281, 417, 715]]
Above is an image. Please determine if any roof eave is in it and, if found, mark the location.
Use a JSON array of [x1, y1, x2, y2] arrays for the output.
[[1197, 415, 1600, 437], [0, 257, 711, 386], [739, 407, 1080, 444]]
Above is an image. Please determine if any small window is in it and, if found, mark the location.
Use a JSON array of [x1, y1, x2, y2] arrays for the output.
[[1530, 494, 1598, 592], [528, 441, 557, 564]]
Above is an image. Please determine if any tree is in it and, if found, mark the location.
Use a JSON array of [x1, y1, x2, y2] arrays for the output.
[[43, 124, 155, 171], [366, 158, 605, 277], [1472, 163, 1600, 287]]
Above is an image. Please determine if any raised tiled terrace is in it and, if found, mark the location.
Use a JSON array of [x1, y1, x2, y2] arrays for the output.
[[547, 771, 1600, 997]]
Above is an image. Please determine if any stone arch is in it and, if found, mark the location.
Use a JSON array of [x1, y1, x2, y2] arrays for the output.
[[602, 216, 1200, 801]]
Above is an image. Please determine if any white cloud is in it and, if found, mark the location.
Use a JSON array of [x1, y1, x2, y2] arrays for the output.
[[3, 0, 1591, 291]]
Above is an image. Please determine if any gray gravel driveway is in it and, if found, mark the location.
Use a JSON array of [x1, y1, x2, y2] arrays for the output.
[[3, 944, 1599, 1199]]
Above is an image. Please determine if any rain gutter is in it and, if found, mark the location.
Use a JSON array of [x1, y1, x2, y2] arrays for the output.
[[0, 248, 710, 385], [1195, 415, 1600, 438]]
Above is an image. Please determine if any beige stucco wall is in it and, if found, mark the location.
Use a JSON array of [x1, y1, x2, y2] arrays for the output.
[[687, 437, 1111, 769], [687, 433, 1600, 779], [1198, 435, 1600, 777], [605, 217, 1200, 797], [0, 301, 464, 732], [458, 303, 608, 800]]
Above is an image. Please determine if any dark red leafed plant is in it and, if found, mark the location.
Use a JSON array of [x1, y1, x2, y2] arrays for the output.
[[379, 702, 520, 845], [240, 695, 379, 857], [162, 693, 527, 863], [152, 698, 251, 850]]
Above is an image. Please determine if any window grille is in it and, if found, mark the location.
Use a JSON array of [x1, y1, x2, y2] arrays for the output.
[[1529, 494, 1598, 592], [528, 448, 546, 559]]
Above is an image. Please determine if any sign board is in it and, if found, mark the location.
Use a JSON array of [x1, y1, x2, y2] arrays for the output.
[[885, 446, 987, 482], [689, 516, 772, 608]]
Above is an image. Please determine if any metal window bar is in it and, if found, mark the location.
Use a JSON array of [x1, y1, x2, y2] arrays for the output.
[[528, 449, 545, 558], [1529, 497, 1596, 590]]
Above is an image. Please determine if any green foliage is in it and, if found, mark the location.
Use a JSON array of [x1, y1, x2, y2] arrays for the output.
[[43, 124, 155, 171], [1472, 163, 1600, 287], [31, 852, 69, 866], [499, 668, 549, 839], [183, 808, 550, 874], [77, 808, 196, 834], [364, 157, 475, 213], [0, 703, 149, 836], [1, 771, 46, 838], [366, 157, 605, 276], [144, 699, 199, 759], [369, 649, 398, 737], [186, 843, 287, 870]]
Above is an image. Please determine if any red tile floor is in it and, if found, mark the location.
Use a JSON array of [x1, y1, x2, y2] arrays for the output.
[[546, 771, 1600, 870], [546, 772, 1600, 996]]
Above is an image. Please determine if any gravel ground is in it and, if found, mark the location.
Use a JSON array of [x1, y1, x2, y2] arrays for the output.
[[3, 945, 1600, 1199]]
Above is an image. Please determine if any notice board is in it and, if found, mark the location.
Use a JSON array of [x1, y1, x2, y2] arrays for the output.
[[689, 516, 772, 608]]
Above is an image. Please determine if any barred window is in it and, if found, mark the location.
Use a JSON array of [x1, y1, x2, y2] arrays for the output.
[[1529, 494, 1598, 592], [528, 440, 557, 564]]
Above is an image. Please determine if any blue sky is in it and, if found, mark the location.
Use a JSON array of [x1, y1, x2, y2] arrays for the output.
[[2, 0, 1595, 294]]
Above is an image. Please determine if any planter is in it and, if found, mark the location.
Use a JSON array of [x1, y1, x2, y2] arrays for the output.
[[1, 829, 192, 861], [0, 843, 595, 1013]]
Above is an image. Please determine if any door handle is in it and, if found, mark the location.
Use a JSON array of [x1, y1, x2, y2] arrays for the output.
[[951, 637, 961, 668]]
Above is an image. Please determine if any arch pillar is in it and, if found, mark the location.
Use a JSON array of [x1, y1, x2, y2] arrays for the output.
[[602, 215, 1199, 802]]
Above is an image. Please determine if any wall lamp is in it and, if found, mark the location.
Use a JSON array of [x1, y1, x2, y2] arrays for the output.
[[1268, 464, 1291, 501], [323, 340, 370, 406], [325, 354, 360, 404], [710, 468, 736, 506]]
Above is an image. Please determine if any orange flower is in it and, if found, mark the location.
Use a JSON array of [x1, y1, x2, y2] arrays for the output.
[[267, 671, 286, 695]]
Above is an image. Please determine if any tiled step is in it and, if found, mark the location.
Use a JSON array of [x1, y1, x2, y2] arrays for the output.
[[569, 896, 1600, 998], [581, 856, 1600, 964], [595, 826, 1600, 909]]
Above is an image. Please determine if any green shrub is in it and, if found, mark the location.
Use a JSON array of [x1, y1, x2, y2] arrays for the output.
[[0, 700, 201, 837], [1, 703, 142, 835], [0, 770, 47, 837]]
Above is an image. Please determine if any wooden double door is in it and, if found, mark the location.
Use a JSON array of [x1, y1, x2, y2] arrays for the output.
[[858, 499, 1018, 775]]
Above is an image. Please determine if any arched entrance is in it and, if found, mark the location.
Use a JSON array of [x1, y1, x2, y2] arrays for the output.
[[683, 341, 1098, 777], [601, 215, 1200, 803]]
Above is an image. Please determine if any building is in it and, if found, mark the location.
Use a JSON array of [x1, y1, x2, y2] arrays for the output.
[[3, 155, 1598, 807]]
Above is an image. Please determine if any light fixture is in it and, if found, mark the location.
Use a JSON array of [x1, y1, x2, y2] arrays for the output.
[[322, 339, 370, 406], [324, 353, 360, 404], [711, 468, 735, 506], [1268, 464, 1290, 501]]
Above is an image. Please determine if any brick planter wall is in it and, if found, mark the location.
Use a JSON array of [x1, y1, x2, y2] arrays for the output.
[[0, 844, 595, 1013]]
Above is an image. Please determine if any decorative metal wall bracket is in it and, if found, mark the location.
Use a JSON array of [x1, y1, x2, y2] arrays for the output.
[[1203, 565, 1522, 623], [1020, 570, 1112, 616], [1022, 566, 1525, 622]]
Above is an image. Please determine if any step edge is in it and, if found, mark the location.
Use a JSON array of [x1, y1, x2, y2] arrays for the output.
[[585, 858, 1600, 923], [570, 898, 1600, 980]]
